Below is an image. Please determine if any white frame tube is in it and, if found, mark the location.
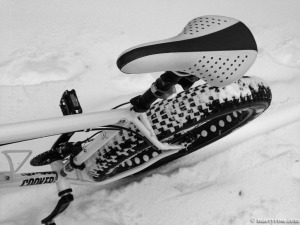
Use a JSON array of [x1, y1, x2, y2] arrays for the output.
[[0, 106, 185, 188], [0, 107, 136, 145]]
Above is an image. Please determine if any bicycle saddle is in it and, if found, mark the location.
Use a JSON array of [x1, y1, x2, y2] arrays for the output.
[[117, 15, 257, 87]]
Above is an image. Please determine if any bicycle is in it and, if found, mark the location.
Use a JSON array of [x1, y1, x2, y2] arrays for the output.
[[0, 15, 271, 225]]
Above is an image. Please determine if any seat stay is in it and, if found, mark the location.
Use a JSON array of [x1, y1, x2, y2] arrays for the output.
[[133, 113, 183, 151]]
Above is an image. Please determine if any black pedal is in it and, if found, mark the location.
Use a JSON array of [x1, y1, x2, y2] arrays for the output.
[[60, 90, 82, 116], [41, 190, 74, 225]]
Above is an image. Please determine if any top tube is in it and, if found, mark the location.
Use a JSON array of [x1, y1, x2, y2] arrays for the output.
[[0, 107, 136, 145]]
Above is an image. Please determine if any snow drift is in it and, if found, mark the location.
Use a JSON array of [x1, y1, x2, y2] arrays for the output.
[[0, 0, 299, 225]]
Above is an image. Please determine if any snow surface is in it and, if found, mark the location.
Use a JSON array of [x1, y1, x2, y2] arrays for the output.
[[0, 0, 300, 225]]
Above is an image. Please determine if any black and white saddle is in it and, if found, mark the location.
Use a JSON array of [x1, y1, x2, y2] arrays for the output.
[[117, 15, 257, 87]]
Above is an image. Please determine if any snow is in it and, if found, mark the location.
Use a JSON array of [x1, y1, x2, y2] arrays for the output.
[[0, 0, 300, 225]]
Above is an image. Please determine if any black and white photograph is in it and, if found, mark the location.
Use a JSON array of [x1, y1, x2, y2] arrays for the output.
[[0, 0, 299, 225]]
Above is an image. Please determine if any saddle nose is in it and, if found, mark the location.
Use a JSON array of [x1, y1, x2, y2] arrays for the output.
[[117, 15, 257, 87]]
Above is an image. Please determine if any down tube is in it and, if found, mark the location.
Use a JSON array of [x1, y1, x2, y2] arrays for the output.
[[0, 107, 136, 145], [0, 171, 57, 188]]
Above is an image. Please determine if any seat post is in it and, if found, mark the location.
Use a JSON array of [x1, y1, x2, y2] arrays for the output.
[[130, 71, 187, 113]]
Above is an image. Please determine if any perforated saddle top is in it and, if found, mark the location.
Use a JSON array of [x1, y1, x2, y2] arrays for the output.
[[117, 15, 257, 87]]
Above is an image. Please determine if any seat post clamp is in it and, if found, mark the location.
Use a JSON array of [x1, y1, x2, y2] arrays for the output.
[[150, 82, 176, 100]]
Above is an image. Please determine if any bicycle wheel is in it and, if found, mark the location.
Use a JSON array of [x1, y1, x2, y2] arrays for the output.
[[86, 76, 272, 181]]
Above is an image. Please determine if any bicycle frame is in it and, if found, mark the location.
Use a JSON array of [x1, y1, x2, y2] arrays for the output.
[[0, 106, 183, 188]]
